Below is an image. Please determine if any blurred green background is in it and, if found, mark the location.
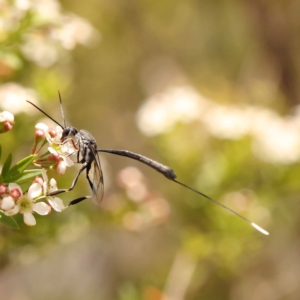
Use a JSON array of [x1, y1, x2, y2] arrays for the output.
[[1, 0, 300, 299]]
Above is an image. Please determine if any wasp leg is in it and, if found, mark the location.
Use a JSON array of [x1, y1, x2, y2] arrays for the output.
[[49, 162, 88, 196], [85, 163, 97, 194], [49, 163, 95, 206]]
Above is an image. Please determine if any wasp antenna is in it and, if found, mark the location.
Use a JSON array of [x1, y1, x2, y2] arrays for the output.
[[26, 100, 64, 129], [58, 90, 66, 128]]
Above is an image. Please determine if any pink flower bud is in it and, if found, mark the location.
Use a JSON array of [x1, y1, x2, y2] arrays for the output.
[[35, 123, 48, 131], [4, 121, 13, 130], [0, 111, 15, 133], [35, 129, 45, 138], [10, 188, 22, 200], [34, 176, 44, 186], [56, 161, 67, 175], [48, 128, 57, 138], [48, 154, 60, 162], [0, 184, 8, 195]]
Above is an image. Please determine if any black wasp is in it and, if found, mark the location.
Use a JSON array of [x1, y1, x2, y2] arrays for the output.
[[27, 93, 269, 235]]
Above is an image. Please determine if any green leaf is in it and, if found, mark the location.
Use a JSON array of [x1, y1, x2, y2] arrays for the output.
[[6, 169, 42, 184], [0, 212, 19, 229], [1, 153, 12, 178], [0, 144, 2, 161], [5, 155, 37, 180]]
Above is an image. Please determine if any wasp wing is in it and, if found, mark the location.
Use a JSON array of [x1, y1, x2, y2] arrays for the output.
[[77, 129, 104, 204], [89, 144, 104, 204]]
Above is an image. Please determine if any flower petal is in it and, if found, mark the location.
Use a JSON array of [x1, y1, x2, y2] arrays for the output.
[[35, 123, 48, 132], [4, 205, 19, 216], [33, 202, 51, 215], [47, 197, 66, 212], [0, 111, 14, 123], [41, 169, 48, 184], [24, 213, 36, 226], [62, 155, 74, 167], [1, 196, 15, 210], [48, 147, 57, 155], [52, 126, 63, 142], [28, 183, 42, 199], [48, 178, 58, 193]]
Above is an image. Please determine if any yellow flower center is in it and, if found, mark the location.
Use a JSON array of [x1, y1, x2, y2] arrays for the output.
[[17, 196, 33, 214]]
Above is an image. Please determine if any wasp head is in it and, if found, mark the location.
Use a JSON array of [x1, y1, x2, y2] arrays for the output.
[[61, 126, 78, 141]]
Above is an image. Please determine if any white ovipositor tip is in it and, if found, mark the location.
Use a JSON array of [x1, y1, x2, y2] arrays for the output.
[[251, 223, 269, 235]]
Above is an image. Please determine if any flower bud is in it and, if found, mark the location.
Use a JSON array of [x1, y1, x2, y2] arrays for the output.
[[0, 184, 8, 195], [35, 129, 45, 139], [35, 123, 48, 132], [48, 154, 60, 162], [56, 160, 67, 175], [10, 188, 22, 200], [33, 176, 44, 186], [48, 128, 57, 138], [0, 111, 15, 133]]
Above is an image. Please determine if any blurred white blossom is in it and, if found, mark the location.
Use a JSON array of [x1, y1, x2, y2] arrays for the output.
[[21, 35, 59, 67], [1, 0, 100, 67], [0, 1, 26, 33], [252, 114, 300, 164], [137, 84, 300, 164], [21, 11, 99, 67], [31, 0, 61, 20], [202, 105, 254, 140], [53, 14, 100, 50], [0, 83, 38, 114], [136, 85, 209, 136], [14, 0, 32, 11]]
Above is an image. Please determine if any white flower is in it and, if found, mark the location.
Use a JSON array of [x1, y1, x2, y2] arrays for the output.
[[45, 125, 76, 168], [34, 123, 76, 172], [4, 183, 51, 226], [40, 169, 66, 212], [0, 183, 22, 211]]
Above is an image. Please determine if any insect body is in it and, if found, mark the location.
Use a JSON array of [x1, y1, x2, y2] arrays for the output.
[[27, 94, 269, 235], [27, 97, 104, 206], [58, 128, 104, 205]]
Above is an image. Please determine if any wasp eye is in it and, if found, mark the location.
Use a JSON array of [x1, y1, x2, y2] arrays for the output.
[[61, 127, 77, 141], [61, 128, 69, 140]]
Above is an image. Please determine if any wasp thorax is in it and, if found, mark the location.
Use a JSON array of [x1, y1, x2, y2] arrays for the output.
[[61, 126, 78, 141]]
